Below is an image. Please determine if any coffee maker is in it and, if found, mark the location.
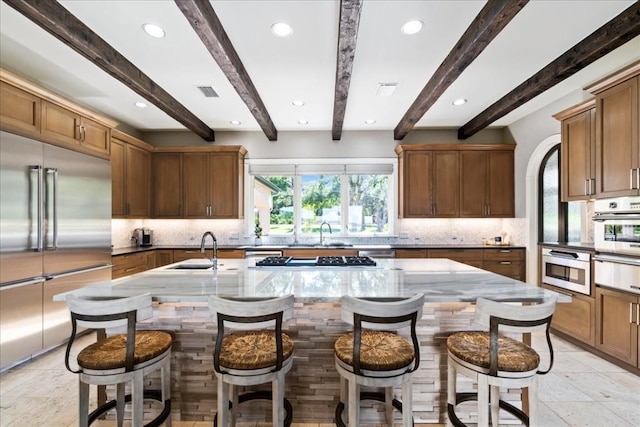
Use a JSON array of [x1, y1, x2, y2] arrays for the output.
[[133, 228, 153, 247]]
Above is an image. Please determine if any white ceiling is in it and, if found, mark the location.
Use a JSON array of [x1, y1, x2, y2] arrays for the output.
[[1, 0, 638, 138]]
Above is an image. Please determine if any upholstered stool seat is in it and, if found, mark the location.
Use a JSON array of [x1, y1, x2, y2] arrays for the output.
[[210, 295, 295, 427], [65, 293, 172, 427], [447, 331, 540, 373], [446, 297, 557, 427], [218, 330, 294, 370], [334, 294, 425, 427]]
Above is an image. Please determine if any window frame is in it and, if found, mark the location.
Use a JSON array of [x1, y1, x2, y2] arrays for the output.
[[537, 144, 568, 242], [246, 158, 397, 238]]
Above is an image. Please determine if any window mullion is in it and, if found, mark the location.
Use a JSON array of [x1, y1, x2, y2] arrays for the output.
[[341, 174, 349, 236]]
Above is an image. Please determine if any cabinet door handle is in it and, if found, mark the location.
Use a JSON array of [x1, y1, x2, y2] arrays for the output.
[[636, 169, 640, 191], [631, 169, 635, 190], [585, 179, 589, 196], [81, 125, 86, 142], [590, 178, 595, 195], [630, 302, 634, 324], [499, 261, 512, 265]]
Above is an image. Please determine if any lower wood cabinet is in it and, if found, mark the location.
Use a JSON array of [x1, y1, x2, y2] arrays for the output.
[[595, 286, 639, 367], [395, 249, 428, 258], [428, 249, 483, 269], [155, 250, 174, 267], [482, 248, 525, 280], [542, 284, 596, 346], [112, 251, 155, 279]]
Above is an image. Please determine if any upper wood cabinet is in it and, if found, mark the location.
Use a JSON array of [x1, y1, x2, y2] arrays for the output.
[[554, 99, 596, 201], [585, 60, 640, 198], [153, 146, 246, 219], [459, 149, 514, 218], [152, 153, 183, 218], [0, 67, 117, 159], [397, 144, 514, 218], [111, 130, 152, 218], [397, 148, 458, 217], [0, 81, 41, 136]]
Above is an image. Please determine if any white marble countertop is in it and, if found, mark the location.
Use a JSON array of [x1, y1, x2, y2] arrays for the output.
[[54, 258, 568, 304]]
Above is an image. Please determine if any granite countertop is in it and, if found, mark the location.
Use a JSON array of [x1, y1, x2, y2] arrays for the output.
[[112, 243, 526, 256], [56, 258, 567, 304]]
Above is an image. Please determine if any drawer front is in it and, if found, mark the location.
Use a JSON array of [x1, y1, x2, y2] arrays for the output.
[[483, 260, 524, 280], [218, 249, 245, 259], [395, 249, 428, 258], [173, 249, 209, 262], [112, 252, 149, 279], [484, 248, 525, 261], [428, 249, 483, 262]]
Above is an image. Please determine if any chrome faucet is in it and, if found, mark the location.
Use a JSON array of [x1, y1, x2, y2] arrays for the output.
[[319, 221, 332, 246], [200, 231, 218, 270]]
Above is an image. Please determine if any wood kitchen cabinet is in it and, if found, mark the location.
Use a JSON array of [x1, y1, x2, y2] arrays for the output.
[[112, 251, 155, 279], [428, 248, 483, 268], [542, 283, 596, 346], [554, 99, 597, 201], [154, 146, 246, 219], [397, 147, 458, 217], [42, 100, 111, 158], [0, 80, 40, 137], [152, 153, 183, 218], [183, 152, 242, 218], [395, 248, 428, 258], [111, 130, 152, 218], [0, 67, 117, 159], [585, 61, 640, 198], [155, 250, 174, 267], [483, 248, 525, 281], [595, 286, 639, 367], [459, 149, 515, 217]]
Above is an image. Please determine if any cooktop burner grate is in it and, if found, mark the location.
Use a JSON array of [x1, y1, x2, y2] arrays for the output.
[[254, 256, 376, 267]]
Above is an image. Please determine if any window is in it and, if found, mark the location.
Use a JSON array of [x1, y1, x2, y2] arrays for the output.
[[250, 162, 394, 237], [538, 145, 582, 242]]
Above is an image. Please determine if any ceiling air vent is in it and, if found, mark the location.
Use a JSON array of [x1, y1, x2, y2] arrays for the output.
[[375, 83, 397, 97], [197, 86, 219, 98]]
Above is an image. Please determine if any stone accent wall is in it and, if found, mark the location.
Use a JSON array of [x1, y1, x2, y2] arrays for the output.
[[130, 301, 522, 424]]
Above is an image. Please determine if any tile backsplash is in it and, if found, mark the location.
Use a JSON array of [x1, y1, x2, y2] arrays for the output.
[[112, 217, 528, 249]]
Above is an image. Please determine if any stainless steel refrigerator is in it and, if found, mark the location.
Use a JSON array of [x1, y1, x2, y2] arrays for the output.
[[0, 130, 112, 369]]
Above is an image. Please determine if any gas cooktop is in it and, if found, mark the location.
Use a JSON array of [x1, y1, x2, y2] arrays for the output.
[[255, 256, 376, 267]]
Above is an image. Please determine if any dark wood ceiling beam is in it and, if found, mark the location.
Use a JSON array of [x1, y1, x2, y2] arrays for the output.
[[458, 1, 640, 140], [176, 0, 277, 141], [332, 0, 363, 141], [394, 0, 529, 141], [2, 0, 216, 142]]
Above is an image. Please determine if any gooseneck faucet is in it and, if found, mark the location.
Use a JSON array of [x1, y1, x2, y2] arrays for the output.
[[319, 221, 332, 246], [200, 231, 218, 270]]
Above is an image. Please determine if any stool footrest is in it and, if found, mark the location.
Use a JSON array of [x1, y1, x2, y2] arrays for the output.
[[334, 391, 414, 427], [447, 392, 530, 427], [88, 390, 171, 427], [213, 390, 293, 427]]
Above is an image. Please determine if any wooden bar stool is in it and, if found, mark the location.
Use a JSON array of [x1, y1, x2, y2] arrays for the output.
[[64, 293, 172, 427], [333, 293, 425, 427], [209, 294, 295, 427], [446, 296, 557, 427]]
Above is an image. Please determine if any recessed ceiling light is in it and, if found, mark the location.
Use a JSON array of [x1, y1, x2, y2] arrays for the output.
[[134, 101, 147, 108], [364, 119, 376, 125], [292, 100, 305, 107], [452, 98, 468, 106], [297, 119, 308, 125], [271, 22, 293, 37], [230, 120, 241, 125], [401, 20, 423, 35], [142, 23, 165, 38]]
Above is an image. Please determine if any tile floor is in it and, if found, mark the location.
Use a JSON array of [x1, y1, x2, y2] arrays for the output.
[[0, 331, 638, 427]]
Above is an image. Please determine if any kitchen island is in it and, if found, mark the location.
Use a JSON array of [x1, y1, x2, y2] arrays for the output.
[[55, 258, 565, 424]]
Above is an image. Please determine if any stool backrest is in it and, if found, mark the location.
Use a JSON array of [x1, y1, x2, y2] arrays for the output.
[[473, 296, 557, 333], [66, 293, 153, 329], [340, 294, 425, 330], [341, 294, 425, 375]]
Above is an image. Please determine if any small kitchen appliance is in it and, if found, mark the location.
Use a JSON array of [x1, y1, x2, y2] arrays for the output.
[[134, 228, 153, 247]]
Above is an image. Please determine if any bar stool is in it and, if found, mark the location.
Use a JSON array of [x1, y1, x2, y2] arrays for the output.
[[446, 296, 557, 427], [333, 293, 425, 427], [209, 294, 295, 427], [64, 293, 172, 427]]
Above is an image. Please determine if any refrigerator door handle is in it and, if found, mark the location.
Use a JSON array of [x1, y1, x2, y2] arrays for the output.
[[45, 264, 112, 280], [45, 168, 59, 250], [30, 165, 44, 252]]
